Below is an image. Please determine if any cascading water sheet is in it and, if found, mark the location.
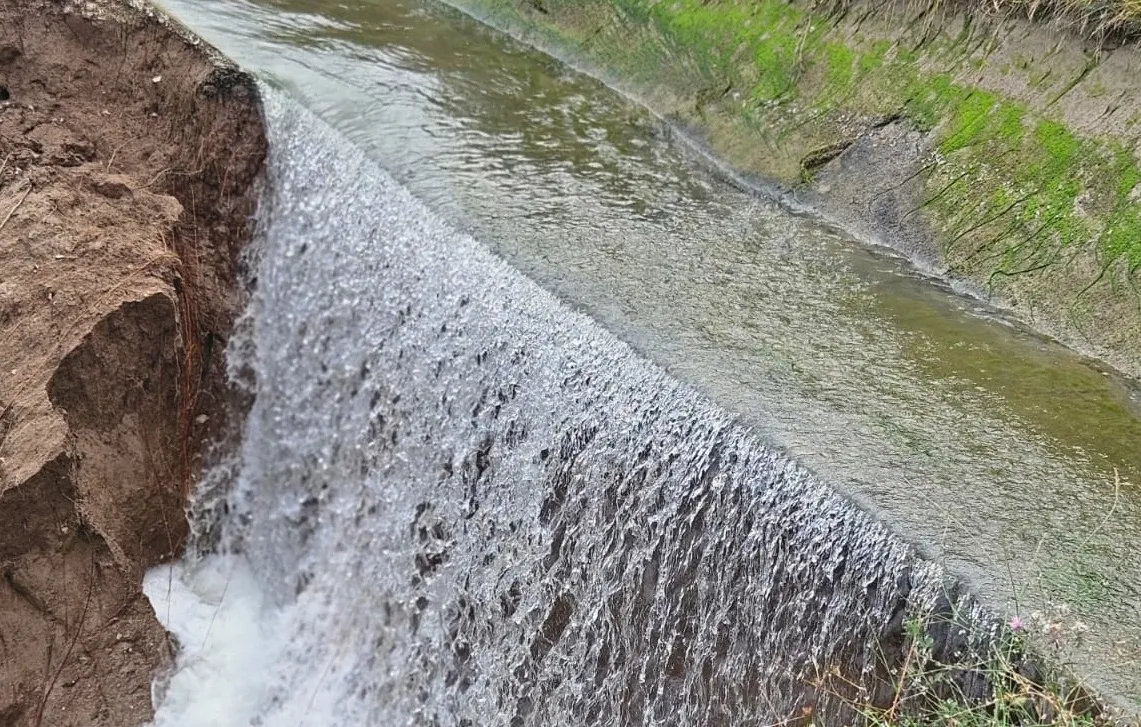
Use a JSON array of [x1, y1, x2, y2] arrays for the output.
[[147, 87, 965, 726]]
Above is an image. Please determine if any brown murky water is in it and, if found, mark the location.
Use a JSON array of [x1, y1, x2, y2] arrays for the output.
[[160, 0, 1141, 704]]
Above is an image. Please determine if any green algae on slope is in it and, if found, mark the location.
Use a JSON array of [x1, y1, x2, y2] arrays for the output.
[[453, 0, 1141, 379], [623, 0, 1141, 273]]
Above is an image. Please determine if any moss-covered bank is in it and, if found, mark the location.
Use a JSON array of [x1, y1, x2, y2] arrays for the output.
[[449, 0, 1141, 379]]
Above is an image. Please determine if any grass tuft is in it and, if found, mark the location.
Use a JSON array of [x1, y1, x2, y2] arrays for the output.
[[859, 613, 1106, 727]]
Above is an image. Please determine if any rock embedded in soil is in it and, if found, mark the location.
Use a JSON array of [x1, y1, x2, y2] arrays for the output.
[[0, 0, 265, 724]]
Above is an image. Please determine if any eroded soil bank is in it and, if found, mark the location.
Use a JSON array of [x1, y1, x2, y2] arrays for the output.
[[0, 1, 264, 723]]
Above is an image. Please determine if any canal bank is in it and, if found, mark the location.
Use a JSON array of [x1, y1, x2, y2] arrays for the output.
[[446, 0, 1141, 383]]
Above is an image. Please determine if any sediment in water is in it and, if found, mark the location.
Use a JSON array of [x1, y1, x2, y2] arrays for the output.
[[0, 1, 264, 723]]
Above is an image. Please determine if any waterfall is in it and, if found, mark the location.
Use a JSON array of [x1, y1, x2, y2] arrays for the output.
[[148, 86, 967, 726]]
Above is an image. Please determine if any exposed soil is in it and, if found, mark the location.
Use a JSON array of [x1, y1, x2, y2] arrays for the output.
[[0, 1, 265, 724]]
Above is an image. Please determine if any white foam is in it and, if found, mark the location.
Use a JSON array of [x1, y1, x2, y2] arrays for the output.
[[143, 556, 279, 727]]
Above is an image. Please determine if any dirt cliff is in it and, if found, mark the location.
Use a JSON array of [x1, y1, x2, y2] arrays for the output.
[[0, 1, 265, 723]]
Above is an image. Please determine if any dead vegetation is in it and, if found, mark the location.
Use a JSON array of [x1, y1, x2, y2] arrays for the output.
[[817, 0, 1141, 44]]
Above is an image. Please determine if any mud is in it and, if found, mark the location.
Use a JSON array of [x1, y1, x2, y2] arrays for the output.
[[0, 1, 265, 724]]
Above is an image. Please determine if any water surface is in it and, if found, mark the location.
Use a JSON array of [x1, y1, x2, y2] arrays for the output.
[[159, 0, 1141, 703]]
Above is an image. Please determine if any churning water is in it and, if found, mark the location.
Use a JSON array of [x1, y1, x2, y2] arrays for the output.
[[150, 0, 1141, 716], [145, 89, 974, 725]]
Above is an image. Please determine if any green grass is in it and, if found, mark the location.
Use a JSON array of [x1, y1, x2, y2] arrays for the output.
[[857, 615, 1105, 727]]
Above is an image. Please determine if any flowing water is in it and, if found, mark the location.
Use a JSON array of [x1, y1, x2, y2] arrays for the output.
[[150, 0, 1141, 719]]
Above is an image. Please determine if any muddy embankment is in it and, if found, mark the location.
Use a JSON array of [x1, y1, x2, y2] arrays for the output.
[[0, 1, 264, 723], [452, 0, 1141, 382]]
